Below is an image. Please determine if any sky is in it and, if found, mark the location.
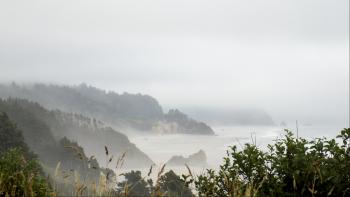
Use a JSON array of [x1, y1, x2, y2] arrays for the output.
[[0, 0, 349, 125]]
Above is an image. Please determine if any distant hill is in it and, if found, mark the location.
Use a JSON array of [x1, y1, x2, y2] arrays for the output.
[[0, 83, 214, 135], [0, 98, 154, 169], [167, 150, 207, 167]]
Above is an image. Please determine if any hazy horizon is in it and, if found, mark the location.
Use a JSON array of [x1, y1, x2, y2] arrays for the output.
[[0, 0, 349, 127]]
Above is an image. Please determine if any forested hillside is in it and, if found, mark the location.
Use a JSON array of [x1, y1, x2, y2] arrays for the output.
[[0, 83, 214, 135], [0, 98, 153, 169]]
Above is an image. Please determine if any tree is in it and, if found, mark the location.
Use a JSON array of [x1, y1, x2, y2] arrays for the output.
[[159, 170, 193, 197], [117, 170, 152, 197], [0, 112, 52, 196], [0, 112, 35, 159]]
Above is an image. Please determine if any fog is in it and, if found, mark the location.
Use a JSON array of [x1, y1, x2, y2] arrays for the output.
[[0, 0, 349, 126], [0, 2, 349, 193]]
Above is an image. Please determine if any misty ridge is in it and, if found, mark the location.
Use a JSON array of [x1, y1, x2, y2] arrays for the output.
[[0, 83, 277, 133], [0, 97, 153, 168], [0, 82, 273, 166], [0, 83, 215, 135]]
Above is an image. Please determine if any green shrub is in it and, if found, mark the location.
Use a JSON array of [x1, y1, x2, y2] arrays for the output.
[[194, 129, 350, 197], [0, 148, 53, 197]]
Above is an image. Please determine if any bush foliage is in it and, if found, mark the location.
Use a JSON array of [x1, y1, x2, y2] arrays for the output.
[[193, 129, 350, 197], [0, 149, 52, 197]]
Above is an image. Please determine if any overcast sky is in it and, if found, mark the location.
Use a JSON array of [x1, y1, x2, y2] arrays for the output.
[[0, 0, 349, 125]]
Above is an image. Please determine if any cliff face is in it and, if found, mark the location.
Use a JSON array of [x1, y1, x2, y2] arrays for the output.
[[0, 83, 214, 135], [162, 109, 214, 135]]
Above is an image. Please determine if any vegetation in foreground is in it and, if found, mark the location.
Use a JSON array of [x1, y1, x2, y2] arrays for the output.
[[1, 111, 349, 196], [192, 128, 350, 197], [0, 112, 53, 196]]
